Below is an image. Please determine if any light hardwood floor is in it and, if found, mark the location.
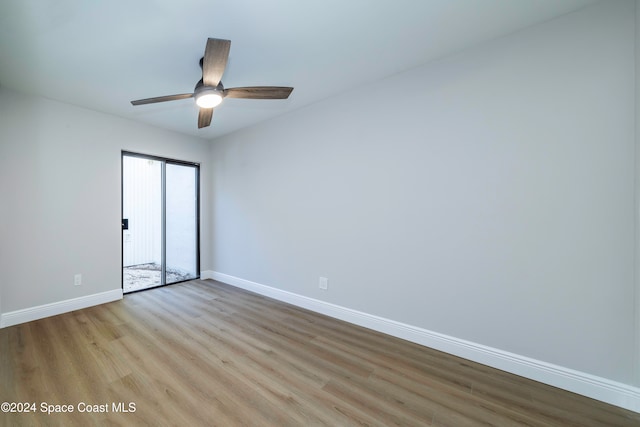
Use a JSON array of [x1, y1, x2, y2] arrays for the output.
[[1, 279, 639, 426]]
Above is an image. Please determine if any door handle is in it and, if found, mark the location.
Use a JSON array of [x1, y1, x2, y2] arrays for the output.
[[122, 218, 129, 230]]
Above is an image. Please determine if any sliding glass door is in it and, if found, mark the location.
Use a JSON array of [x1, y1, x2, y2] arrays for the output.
[[122, 152, 199, 293]]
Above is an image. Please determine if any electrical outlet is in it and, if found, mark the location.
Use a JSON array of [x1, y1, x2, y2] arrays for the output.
[[74, 274, 82, 286], [319, 277, 328, 290]]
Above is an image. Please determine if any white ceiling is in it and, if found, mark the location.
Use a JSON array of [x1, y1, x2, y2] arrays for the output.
[[0, 0, 597, 140]]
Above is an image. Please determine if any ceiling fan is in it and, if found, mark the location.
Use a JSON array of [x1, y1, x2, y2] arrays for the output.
[[130, 38, 293, 129]]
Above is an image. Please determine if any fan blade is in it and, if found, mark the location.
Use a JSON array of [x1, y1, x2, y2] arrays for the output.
[[202, 38, 231, 87], [224, 86, 293, 100], [131, 93, 193, 106], [198, 108, 214, 129]]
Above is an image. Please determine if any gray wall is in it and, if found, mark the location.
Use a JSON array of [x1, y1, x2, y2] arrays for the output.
[[0, 88, 212, 312], [210, 1, 638, 385]]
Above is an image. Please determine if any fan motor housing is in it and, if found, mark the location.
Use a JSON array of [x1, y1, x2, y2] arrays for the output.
[[194, 79, 224, 96]]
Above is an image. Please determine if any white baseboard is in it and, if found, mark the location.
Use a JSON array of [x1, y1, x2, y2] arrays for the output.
[[202, 270, 640, 413], [0, 289, 123, 328]]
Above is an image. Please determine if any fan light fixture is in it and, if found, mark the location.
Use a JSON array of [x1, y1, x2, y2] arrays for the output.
[[130, 38, 294, 129], [195, 89, 223, 108]]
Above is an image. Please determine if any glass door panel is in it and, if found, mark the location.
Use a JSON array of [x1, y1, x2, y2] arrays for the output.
[[165, 163, 199, 284], [122, 156, 163, 292]]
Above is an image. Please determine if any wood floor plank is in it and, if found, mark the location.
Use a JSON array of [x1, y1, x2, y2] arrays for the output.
[[1, 279, 639, 426]]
